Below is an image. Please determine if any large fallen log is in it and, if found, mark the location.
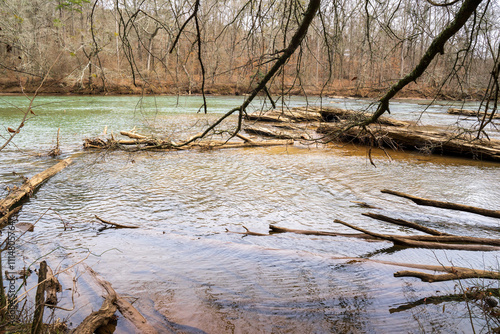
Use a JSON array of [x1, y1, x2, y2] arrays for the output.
[[334, 219, 500, 251], [0, 158, 72, 218], [381, 189, 500, 219]]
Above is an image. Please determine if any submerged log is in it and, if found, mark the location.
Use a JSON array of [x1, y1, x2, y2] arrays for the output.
[[269, 224, 377, 239], [381, 189, 500, 219], [0, 158, 72, 218], [362, 212, 452, 236], [447, 108, 500, 119], [334, 219, 500, 251]]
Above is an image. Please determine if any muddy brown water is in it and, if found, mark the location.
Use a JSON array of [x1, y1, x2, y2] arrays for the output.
[[1, 95, 499, 333]]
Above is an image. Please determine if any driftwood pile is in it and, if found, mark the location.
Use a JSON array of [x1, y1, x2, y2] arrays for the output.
[[244, 107, 500, 161]]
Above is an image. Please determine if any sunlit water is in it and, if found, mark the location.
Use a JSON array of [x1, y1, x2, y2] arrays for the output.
[[0, 95, 499, 333]]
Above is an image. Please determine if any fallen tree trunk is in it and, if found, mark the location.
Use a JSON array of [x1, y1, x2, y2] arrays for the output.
[[334, 219, 500, 251], [84, 265, 158, 334], [362, 212, 452, 236], [381, 189, 500, 219], [0, 158, 72, 217]]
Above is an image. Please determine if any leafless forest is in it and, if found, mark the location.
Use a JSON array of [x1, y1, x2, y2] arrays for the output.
[[0, 0, 498, 99]]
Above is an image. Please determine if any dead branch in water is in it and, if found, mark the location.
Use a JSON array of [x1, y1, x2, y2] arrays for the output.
[[269, 224, 377, 240], [362, 212, 452, 236], [225, 226, 269, 236], [334, 219, 500, 251], [95, 215, 139, 229], [381, 189, 500, 219]]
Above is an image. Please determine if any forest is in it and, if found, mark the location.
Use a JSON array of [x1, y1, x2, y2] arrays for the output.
[[0, 0, 498, 100]]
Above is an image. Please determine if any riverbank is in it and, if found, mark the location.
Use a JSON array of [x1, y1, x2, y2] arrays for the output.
[[0, 78, 487, 101]]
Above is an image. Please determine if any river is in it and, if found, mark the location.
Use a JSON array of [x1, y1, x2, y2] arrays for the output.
[[1, 95, 499, 333]]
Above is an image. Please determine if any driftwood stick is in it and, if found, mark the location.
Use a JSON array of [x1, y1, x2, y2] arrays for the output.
[[120, 131, 147, 139], [95, 215, 139, 229], [31, 261, 47, 334], [362, 212, 452, 236], [0, 158, 72, 217], [269, 224, 377, 239], [236, 133, 256, 144], [334, 219, 500, 251], [84, 265, 158, 334], [350, 201, 379, 209], [381, 189, 500, 219], [0, 206, 22, 228], [225, 226, 268, 236]]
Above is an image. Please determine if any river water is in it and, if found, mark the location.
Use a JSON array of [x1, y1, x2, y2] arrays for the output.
[[0, 95, 499, 333]]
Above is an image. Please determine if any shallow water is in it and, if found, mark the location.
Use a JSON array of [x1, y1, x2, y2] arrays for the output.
[[1, 95, 499, 333]]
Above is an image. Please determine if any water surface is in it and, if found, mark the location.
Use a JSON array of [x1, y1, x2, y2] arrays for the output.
[[0, 95, 499, 333]]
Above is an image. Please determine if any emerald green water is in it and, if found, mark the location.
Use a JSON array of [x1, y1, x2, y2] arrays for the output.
[[0, 95, 499, 333]]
